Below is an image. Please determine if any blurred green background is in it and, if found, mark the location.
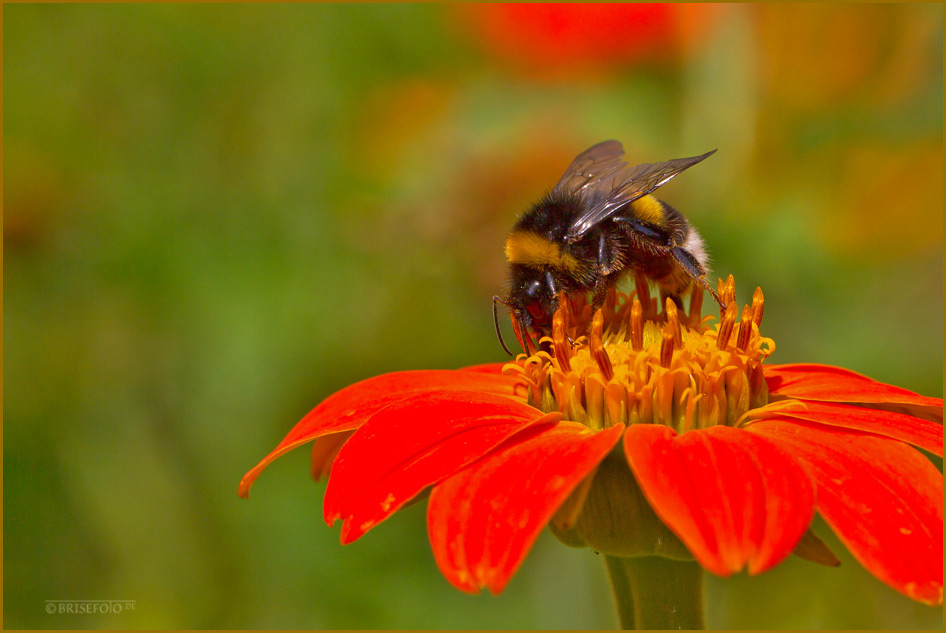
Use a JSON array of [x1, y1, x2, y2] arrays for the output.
[[4, 4, 942, 629]]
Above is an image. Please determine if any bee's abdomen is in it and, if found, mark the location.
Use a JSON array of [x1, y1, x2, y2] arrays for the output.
[[629, 195, 667, 226]]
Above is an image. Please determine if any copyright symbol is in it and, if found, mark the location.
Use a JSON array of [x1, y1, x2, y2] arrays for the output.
[[45, 603, 56, 614]]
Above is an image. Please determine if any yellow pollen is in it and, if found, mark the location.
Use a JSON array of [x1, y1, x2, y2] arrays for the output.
[[502, 281, 775, 433]]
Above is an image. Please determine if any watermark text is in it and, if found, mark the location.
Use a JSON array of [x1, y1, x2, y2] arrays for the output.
[[45, 600, 136, 615]]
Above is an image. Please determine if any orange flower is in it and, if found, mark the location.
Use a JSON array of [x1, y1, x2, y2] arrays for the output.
[[239, 277, 943, 608]]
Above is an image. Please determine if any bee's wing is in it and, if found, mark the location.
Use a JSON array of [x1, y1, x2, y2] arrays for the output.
[[552, 140, 630, 199], [564, 149, 717, 243]]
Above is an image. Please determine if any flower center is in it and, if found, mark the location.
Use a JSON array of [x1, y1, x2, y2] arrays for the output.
[[503, 275, 775, 432]]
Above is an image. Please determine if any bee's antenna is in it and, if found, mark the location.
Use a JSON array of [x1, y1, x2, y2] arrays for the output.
[[492, 295, 515, 356]]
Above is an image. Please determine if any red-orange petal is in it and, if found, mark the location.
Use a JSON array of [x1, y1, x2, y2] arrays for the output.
[[748, 418, 944, 606], [765, 363, 943, 412], [624, 425, 815, 577], [427, 422, 624, 594], [753, 400, 943, 457], [238, 369, 525, 498], [460, 361, 515, 374], [310, 432, 353, 481], [323, 391, 557, 544]]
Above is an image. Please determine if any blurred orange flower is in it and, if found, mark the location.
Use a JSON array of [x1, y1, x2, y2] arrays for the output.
[[454, 3, 721, 80], [823, 143, 943, 257], [756, 4, 938, 110]]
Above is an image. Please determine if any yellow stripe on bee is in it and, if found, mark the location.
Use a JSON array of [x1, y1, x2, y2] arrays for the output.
[[505, 231, 581, 273], [630, 195, 665, 225]]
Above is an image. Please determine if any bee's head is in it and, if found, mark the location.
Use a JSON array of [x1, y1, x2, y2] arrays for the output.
[[507, 266, 562, 341], [517, 277, 556, 332]]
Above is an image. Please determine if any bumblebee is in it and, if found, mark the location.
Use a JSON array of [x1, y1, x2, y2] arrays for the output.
[[494, 140, 723, 354]]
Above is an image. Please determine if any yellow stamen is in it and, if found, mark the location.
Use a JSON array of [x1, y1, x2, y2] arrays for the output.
[[751, 287, 765, 328], [659, 321, 675, 369], [634, 275, 653, 315], [718, 274, 736, 308], [665, 297, 683, 348], [629, 299, 644, 352], [511, 312, 538, 356], [590, 310, 614, 382], [503, 278, 774, 433], [736, 305, 754, 351], [603, 287, 617, 318], [717, 303, 737, 350], [552, 309, 572, 372]]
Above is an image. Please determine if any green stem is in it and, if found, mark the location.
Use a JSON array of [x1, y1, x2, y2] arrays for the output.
[[604, 555, 704, 630]]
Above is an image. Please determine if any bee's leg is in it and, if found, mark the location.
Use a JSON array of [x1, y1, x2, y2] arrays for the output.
[[591, 274, 615, 311], [586, 233, 620, 313], [671, 247, 724, 308], [597, 231, 622, 275], [614, 217, 673, 248], [613, 217, 667, 243]]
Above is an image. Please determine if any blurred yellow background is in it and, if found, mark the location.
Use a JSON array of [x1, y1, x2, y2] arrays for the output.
[[4, 4, 942, 629]]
